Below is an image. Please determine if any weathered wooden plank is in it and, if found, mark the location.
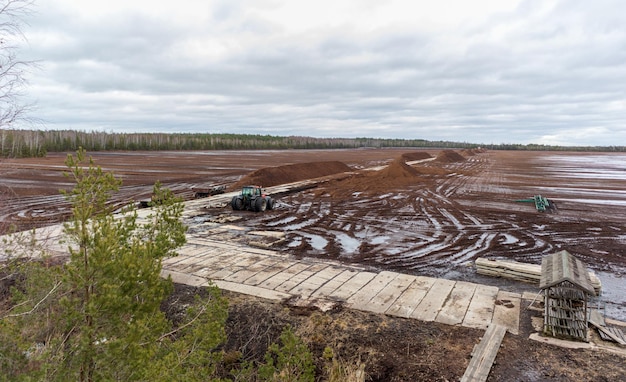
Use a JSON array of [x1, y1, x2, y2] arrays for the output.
[[588, 314, 626, 345], [244, 262, 290, 286], [329, 271, 377, 301], [604, 327, 626, 345], [289, 266, 346, 297], [463, 285, 499, 329], [223, 257, 280, 283], [411, 278, 456, 321], [258, 262, 312, 290], [366, 273, 416, 314], [492, 290, 521, 335], [460, 324, 507, 382], [347, 271, 398, 310], [310, 269, 360, 298], [163, 254, 207, 272], [589, 309, 605, 326], [275, 263, 329, 293], [198, 253, 262, 279], [386, 276, 436, 318], [161, 269, 209, 287], [436, 281, 477, 326]]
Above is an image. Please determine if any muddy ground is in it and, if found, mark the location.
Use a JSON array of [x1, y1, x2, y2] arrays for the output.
[[2, 148, 626, 381]]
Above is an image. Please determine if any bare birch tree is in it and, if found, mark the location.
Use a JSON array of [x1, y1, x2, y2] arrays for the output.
[[0, 0, 35, 130]]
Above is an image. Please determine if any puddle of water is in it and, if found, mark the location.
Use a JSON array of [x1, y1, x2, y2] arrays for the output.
[[266, 216, 297, 226], [287, 237, 302, 247], [371, 235, 390, 245], [334, 232, 361, 254], [539, 155, 626, 180], [299, 233, 327, 251], [499, 233, 519, 245], [284, 218, 318, 230]]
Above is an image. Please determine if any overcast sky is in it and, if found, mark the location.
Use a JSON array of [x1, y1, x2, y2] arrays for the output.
[[17, 0, 626, 146]]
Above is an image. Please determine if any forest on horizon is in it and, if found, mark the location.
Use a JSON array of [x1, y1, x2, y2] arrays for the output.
[[1, 128, 624, 158]]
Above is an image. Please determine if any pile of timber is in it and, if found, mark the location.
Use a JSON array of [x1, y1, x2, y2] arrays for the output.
[[475, 257, 601, 295], [588, 309, 626, 346]]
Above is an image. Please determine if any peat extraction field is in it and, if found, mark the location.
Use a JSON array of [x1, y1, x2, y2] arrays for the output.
[[1, 149, 625, 320]]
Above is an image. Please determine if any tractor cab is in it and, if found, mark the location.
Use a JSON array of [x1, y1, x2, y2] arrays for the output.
[[231, 185, 274, 212], [241, 185, 262, 198]]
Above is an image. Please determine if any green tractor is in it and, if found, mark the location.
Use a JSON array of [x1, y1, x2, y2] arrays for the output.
[[231, 185, 275, 212]]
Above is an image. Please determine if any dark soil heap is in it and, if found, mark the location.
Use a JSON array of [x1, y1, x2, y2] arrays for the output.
[[231, 161, 352, 189], [324, 156, 428, 197], [400, 151, 432, 162], [435, 149, 466, 163], [377, 157, 423, 180]]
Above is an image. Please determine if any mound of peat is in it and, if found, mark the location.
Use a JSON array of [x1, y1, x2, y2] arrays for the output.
[[377, 157, 423, 179], [400, 151, 432, 162], [435, 149, 466, 163], [231, 161, 352, 189], [324, 156, 428, 197]]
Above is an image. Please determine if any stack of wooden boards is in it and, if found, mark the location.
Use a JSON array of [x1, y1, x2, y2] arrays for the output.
[[588, 310, 626, 346], [475, 257, 602, 295]]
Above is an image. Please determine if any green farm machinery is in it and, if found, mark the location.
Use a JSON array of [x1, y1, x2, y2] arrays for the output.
[[515, 195, 554, 212]]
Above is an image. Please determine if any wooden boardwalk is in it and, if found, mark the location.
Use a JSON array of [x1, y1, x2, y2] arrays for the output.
[[161, 232, 521, 334], [1, 183, 522, 335]]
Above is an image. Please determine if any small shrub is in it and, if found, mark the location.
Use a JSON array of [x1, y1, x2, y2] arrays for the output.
[[258, 325, 315, 382]]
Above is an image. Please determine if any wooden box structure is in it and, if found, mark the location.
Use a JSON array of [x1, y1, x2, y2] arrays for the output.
[[540, 251, 596, 342]]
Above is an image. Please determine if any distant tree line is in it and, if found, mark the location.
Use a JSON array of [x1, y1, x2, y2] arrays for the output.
[[0, 128, 624, 158]]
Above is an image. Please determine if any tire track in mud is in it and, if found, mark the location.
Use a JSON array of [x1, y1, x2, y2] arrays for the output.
[[0, 182, 200, 234], [251, 156, 558, 278]]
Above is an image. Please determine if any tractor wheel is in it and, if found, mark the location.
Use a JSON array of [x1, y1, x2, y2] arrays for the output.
[[231, 196, 243, 210], [266, 197, 275, 210], [254, 197, 267, 212]]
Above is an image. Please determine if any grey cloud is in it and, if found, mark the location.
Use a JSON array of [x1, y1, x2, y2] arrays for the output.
[[18, 0, 626, 146]]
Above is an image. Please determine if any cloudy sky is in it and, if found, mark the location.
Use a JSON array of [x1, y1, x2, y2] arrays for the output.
[[17, 0, 626, 146]]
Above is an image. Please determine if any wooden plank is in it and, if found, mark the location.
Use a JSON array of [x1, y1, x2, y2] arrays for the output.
[[460, 324, 507, 382], [329, 271, 377, 301], [289, 266, 346, 297], [588, 315, 626, 345], [366, 273, 416, 314], [310, 269, 360, 298], [386, 276, 436, 318], [605, 327, 626, 345], [492, 290, 521, 335], [347, 271, 397, 310], [436, 281, 477, 326], [244, 262, 290, 286], [411, 278, 456, 321], [257, 262, 311, 290], [213, 280, 292, 301], [223, 257, 280, 283], [275, 263, 329, 293], [199, 253, 261, 279], [463, 285, 499, 329], [589, 309, 606, 327], [161, 269, 209, 287]]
